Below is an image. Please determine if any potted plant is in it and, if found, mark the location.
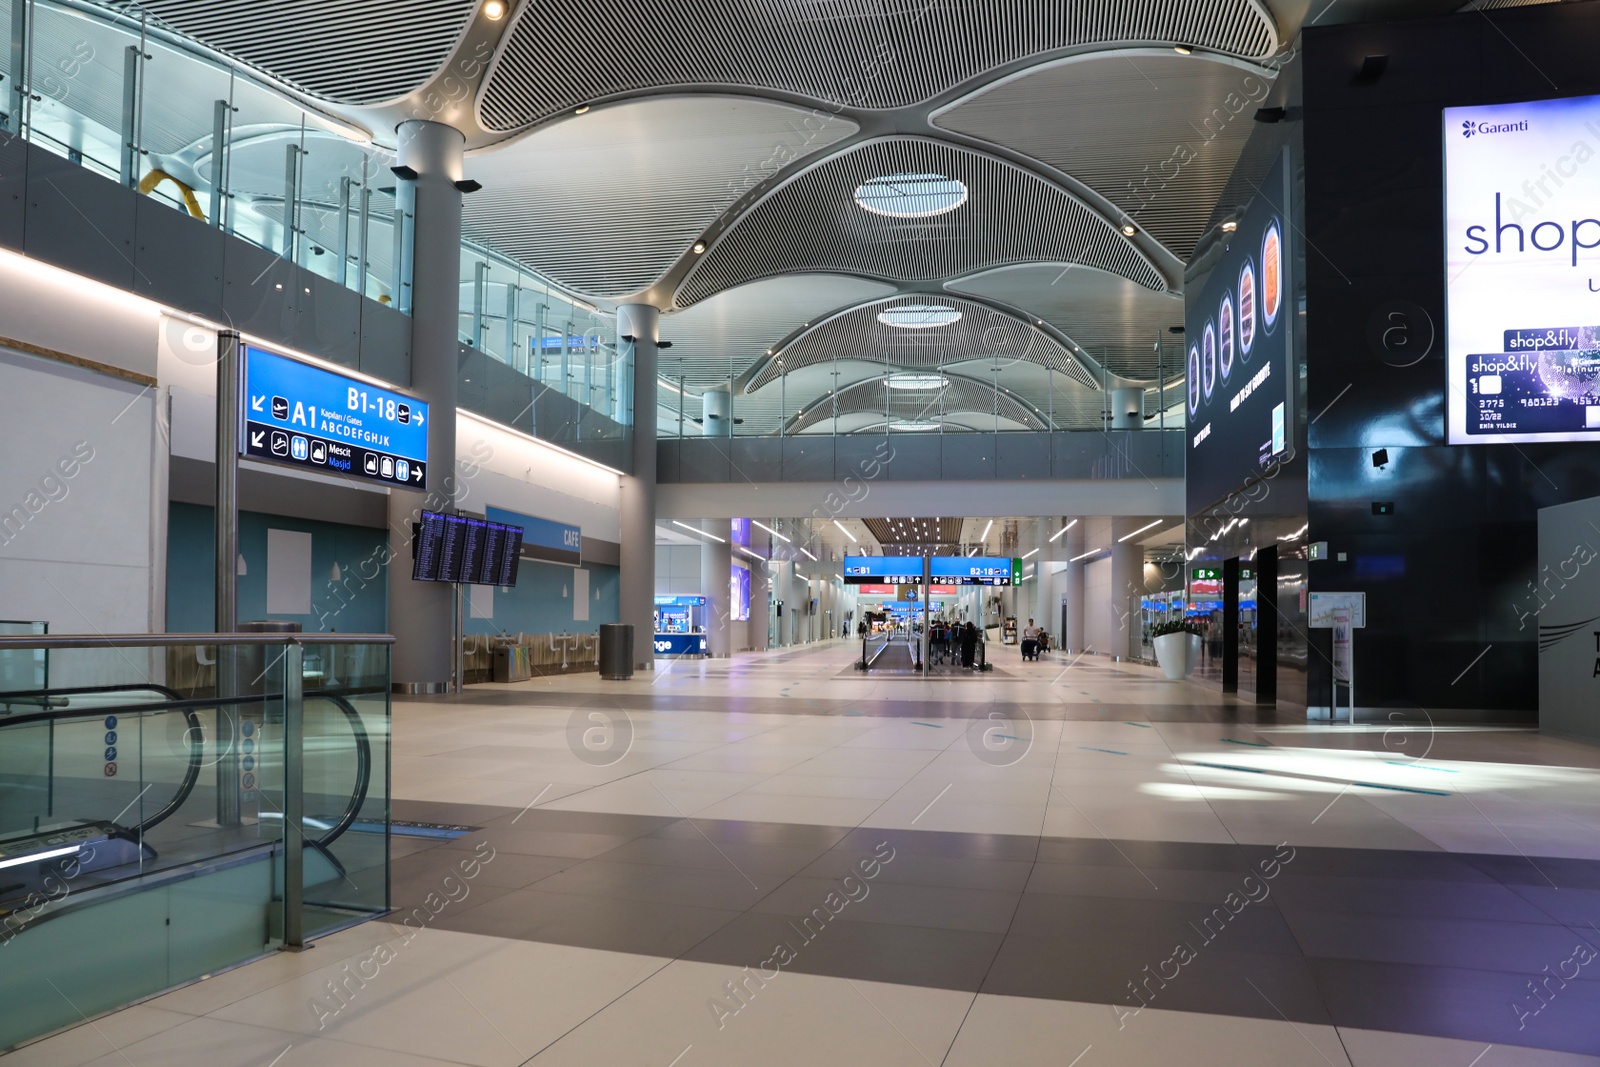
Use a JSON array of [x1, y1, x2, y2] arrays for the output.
[[1151, 619, 1202, 680]]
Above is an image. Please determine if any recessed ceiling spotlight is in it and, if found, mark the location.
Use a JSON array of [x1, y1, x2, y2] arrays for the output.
[[691, 240, 707, 254], [1221, 220, 1238, 233], [574, 105, 590, 114], [1173, 44, 1193, 55], [1121, 222, 1138, 237], [483, 0, 507, 19]]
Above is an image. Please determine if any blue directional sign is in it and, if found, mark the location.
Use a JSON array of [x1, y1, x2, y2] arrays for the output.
[[241, 345, 429, 490], [841, 555, 925, 585], [653, 633, 707, 655], [930, 556, 1018, 585], [487, 506, 581, 567]]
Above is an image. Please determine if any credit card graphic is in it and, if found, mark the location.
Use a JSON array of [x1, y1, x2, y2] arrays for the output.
[[1465, 349, 1600, 435]]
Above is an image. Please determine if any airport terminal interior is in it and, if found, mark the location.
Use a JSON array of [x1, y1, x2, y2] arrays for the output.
[[8, 0, 1600, 1063]]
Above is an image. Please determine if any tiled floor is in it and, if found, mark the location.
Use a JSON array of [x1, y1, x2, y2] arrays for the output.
[[10, 641, 1600, 1065]]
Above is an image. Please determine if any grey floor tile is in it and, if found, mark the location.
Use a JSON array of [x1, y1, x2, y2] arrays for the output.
[[433, 886, 743, 957], [680, 910, 1005, 992], [749, 875, 1021, 934], [531, 858, 773, 910], [800, 848, 1035, 891]]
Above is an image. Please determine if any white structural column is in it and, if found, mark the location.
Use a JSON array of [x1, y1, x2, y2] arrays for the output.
[[618, 304, 660, 669], [1063, 520, 1086, 654], [1110, 518, 1145, 661], [386, 120, 463, 693], [1032, 518, 1052, 632], [702, 518, 732, 658], [747, 561, 770, 651]]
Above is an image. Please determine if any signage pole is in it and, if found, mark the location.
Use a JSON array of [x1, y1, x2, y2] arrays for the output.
[[214, 330, 241, 828], [921, 554, 931, 672]]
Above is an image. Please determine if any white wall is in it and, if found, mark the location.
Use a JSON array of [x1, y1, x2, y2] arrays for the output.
[[0, 350, 160, 683], [457, 412, 622, 539], [655, 544, 700, 597]]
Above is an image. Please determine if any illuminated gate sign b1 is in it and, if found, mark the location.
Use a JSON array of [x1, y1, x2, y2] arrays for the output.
[[241, 345, 430, 490]]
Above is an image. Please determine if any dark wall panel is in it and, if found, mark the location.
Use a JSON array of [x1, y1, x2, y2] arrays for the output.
[[26, 149, 137, 290], [134, 197, 225, 322], [0, 133, 27, 252], [1304, 3, 1600, 717]]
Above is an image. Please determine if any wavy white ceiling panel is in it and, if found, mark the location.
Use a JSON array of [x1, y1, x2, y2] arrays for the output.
[[462, 96, 857, 298], [950, 263, 1186, 382], [933, 51, 1273, 262], [676, 138, 1164, 307]]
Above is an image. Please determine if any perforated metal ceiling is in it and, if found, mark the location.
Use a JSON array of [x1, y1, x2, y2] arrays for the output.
[[462, 97, 857, 297], [478, 0, 1280, 132], [107, 0, 477, 105], [950, 264, 1186, 382], [933, 51, 1273, 263], [745, 295, 1099, 392], [862, 518, 965, 546], [676, 138, 1165, 307]]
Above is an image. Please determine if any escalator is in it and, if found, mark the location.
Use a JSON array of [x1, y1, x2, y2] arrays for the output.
[[0, 682, 374, 918], [858, 632, 920, 673]]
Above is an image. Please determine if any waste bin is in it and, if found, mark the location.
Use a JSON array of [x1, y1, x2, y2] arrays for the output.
[[598, 623, 634, 680]]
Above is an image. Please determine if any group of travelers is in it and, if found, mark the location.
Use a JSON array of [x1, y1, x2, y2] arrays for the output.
[[927, 620, 982, 669]]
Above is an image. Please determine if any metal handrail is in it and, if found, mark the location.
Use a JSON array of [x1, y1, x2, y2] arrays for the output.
[[0, 686, 375, 848], [0, 633, 394, 649]]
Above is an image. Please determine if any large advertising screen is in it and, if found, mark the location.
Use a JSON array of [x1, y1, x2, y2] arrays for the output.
[[1445, 94, 1600, 444], [1184, 149, 1294, 514]]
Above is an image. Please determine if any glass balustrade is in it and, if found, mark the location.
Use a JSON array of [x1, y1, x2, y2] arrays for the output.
[[0, 632, 391, 1051]]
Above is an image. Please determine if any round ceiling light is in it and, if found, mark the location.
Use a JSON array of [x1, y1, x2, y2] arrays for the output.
[[878, 304, 962, 329], [854, 173, 968, 218], [483, 0, 507, 20], [887, 373, 948, 391]]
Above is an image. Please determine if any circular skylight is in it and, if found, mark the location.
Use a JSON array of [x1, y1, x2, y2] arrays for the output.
[[854, 173, 968, 217], [878, 305, 962, 329], [886, 373, 948, 391]]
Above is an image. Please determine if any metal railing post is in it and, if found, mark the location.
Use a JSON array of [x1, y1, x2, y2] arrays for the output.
[[282, 641, 305, 949]]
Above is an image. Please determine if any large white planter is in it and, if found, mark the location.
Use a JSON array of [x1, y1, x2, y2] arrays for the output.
[[1154, 632, 1199, 680]]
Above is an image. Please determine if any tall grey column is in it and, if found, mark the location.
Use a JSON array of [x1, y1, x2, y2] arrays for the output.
[[386, 120, 463, 693], [702, 518, 732, 658], [618, 304, 660, 668], [1111, 387, 1144, 430], [1110, 519, 1145, 662], [1063, 521, 1085, 653], [747, 561, 770, 651]]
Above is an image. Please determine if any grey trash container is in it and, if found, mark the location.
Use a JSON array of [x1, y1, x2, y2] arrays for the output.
[[598, 623, 634, 680]]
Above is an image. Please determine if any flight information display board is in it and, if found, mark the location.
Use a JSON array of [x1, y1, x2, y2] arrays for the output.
[[841, 556, 926, 585], [242, 345, 429, 490], [412, 511, 524, 586], [1445, 92, 1600, 443], [930, 556, 1020, 585]]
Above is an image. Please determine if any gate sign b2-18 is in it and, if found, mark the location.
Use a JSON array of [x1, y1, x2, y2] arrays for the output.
[[241, 345, 429, 490]]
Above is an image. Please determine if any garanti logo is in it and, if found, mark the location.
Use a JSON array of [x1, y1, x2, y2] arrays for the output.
[[1463, 118, 1529, 138]]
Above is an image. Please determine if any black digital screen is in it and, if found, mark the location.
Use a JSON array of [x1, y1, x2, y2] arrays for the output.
[[1184, 148, 1295, 516], [411, 511, 525, 586]]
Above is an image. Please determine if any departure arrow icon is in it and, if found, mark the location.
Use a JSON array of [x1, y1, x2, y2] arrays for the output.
[[250, 430, 264, 449], [415, 412, 425, 426], [250, 395, 265, 413], [412, 465, 424, 482]]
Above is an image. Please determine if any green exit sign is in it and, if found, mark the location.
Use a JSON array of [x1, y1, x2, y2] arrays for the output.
[[1192, 567, 1220, 581], [1240, 567, 1254, 580]]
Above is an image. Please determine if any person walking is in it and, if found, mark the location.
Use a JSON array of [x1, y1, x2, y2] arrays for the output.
[[960, 621, 978, 670]]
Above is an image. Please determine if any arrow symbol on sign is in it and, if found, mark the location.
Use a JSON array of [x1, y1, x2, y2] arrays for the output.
[[412, 465, 424, 481], [250, 395, 265, 413], [250, 431, 264, 448], [415, 412, 424, 426]]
